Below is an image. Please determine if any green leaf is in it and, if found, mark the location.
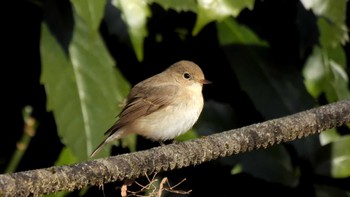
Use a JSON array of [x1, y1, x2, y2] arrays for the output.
[[300, 0, 349, 46], [44, 191, 70, 197], [41, 12, 130, 160], [148, 0, 197, 12], [314, 136, 350, 178], [175, 129, 198, 141], [326, 57, 350, 101], [300, 0, 350, 103], [70, 0, 107, 31], [302, 47, 326, 98], [193, 0, 255, 35], [217, 17, 315, 119], [55, 147, 78, 166], [218, 17, 267, 46], [319, 128, 341, 146], [318, 17, 348, 48], [112, 0, 150, 61], [303, 46, 350, 102]]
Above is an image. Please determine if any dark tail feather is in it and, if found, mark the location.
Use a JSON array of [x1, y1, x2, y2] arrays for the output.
[[90, 129, 124, 158], [90, 139, 108, 158]]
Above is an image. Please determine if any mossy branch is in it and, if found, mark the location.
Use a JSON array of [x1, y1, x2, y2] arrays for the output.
[[1, 99, 349, 196]]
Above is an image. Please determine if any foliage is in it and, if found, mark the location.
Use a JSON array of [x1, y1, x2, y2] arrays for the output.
[[4, 0, 350, 196]]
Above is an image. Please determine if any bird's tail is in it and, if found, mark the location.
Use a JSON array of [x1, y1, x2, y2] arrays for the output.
[[90, 129, 125, 158], [90, 139, 108, 158]]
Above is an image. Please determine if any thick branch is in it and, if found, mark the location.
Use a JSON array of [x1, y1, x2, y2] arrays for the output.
[[1, 99, 349, 196]]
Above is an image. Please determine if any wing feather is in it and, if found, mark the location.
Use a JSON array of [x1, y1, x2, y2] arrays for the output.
[[104, 80, 179, 136]]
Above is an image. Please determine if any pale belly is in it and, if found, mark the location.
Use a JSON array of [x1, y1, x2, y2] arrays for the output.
[[133, 98, 203, 141]]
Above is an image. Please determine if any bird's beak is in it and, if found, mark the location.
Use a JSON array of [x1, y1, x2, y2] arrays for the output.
[[200, 79, 212, 84]]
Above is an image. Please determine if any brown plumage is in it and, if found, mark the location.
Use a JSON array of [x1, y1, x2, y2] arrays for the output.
[[90, 60, 210, 157]]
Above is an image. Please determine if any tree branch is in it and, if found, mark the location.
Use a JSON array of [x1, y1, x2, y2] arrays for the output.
[[1, 99, 349, 196]]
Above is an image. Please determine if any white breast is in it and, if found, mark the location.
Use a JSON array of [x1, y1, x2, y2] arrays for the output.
[[134, 83, 204, 141]]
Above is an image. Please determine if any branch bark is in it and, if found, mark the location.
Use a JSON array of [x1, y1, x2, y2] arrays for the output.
[[1, 99, 350, 196]]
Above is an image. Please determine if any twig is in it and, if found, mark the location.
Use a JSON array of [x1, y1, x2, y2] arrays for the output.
[[1, 100, 349, 196]]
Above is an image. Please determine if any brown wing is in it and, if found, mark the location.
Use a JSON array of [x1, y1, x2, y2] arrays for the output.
[[104, 81, 179, 136]]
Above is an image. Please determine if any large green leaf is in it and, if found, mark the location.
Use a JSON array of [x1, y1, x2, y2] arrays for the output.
[[112, 0, 150, 62], [193, 0, 255, 35], [55, 147, 78, 166], [217, 17, 315, 119], [300, 0, 349, 46], [148, 0, 197, 12], [41, 12, 130, 160], [70, 0, 107, 31], [300, 0, 349, 103], [314, 136, 350, 178]]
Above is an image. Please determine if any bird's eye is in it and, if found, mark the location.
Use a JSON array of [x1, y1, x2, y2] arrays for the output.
[[183, 72, 191, 80]]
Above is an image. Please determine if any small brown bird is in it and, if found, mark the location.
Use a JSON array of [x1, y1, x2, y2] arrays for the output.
[[90, 60, 211, 157]]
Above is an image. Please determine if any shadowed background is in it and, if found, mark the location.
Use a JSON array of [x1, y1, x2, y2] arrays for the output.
[[3, 0, 350, 196]]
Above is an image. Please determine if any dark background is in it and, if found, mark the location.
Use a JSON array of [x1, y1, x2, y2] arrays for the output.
[[3, 0, 350, 196]]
